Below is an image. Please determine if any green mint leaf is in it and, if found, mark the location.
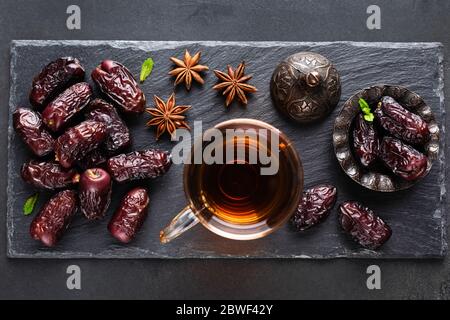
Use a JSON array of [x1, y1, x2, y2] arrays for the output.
[[358, 98, 370, 111], [364, 113, 375, 122], [358, 98, 374, 122], [23, 193, 39, 216], [140, 57, 154, 83]]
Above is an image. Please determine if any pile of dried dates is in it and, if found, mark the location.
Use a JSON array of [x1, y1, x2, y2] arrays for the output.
[[353, 96, 430, 181], [15, 57, 171, 247]]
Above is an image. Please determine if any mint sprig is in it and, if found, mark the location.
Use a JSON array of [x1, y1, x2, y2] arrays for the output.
[[140, 57, 154, 83], [358, 98, 374, 122], [23, 193, 39, 216]]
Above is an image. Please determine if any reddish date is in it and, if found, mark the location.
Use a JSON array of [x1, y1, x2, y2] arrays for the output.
[[108, 187, 149, 243], [30, 57, 85, 109], [85, 98, 131, 153], [107, 149, 172, 183], [42, 82, 92, 132], [339, 201, 392, 250], [291, 184, 337, 231], [13, 107, 54, 157], [375, 96, 430, 145], [21, 160, 79, 190], [91, 60, 146, 114], [30, 190, 78, 247], [379, 137, 428, 181], [353, 114, 379, 167], [79, 168, 112, 220], [55, 120, 108, 168]]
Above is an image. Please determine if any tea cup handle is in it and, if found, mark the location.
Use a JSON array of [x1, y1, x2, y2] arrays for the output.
[[159, 206, 199, 244]]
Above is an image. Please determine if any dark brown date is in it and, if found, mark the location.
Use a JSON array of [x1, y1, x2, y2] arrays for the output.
[[55, 120, 108, 169], [76, 149, 107, 170], [91, 60, 146, 114], [30, 57, 85, 109], [291, 184, 337, 231], [107, 149, 172, 183], [30, 190, 78, 247], [379, 136, 428, 181], [108, 187, 149, 243], [21, 160, 79, 190], [42, 82, 92, 132], [13, 107, 54, 157], [353, 114, 379, 167], [339, 201, 392, 250], [375, 96, 430, 145], [85, 98, 131, 153], [79, 168, 112, 220]]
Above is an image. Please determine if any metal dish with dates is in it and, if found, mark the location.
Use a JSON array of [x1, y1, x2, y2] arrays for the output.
[[333, 84, 440, 192]]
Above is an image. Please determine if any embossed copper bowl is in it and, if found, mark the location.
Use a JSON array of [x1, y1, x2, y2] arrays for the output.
[[333, 84, 440, 192]]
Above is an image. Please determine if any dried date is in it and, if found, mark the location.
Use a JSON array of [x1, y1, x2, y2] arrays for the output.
[[107, 149, 172, 183], [108, 187, 150, 243], [291, 184, 337, 231], [55, 120, 108, 168], [353, 114, 379, 167], [375, 96, 430, 145], [379, 136, 428, 181], [21, 160, 79, 190], [30, 57, 85, 109], [91, 60, 146, 114], [13, 107, 54, 157], [85, 98, 131, 153], [42, 82, 92, 132], [30, 190, 78, 247], [79, 168, 112, 220], [339, 201, 392, 250]]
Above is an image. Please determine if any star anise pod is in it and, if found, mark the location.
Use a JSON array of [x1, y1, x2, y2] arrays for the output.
[[213, 61, 258, 107], [169, 50, 209, 90], [146, 93, 190, 140]]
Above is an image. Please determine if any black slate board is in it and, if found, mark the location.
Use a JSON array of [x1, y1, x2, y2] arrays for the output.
[[7, 40, 446, 258]]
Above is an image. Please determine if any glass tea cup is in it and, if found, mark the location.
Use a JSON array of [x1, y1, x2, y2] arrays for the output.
[[160, 118, 303, 243]]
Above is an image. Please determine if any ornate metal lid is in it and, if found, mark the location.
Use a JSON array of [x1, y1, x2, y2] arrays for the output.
[[270, 52, 341, 124]]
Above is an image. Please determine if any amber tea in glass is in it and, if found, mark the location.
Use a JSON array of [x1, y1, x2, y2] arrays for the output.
[[160, 119, 303, 243]]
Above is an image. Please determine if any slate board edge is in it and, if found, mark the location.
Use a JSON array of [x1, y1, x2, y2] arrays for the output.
[[6, 40, 446, 259], [5, 249, 446, 259], [10, 40, 444, 49], [7, 43, 18, 260], [437, 43, 447, 257]]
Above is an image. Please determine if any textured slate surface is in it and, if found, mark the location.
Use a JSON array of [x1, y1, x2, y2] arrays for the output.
[[7, 40, 446, 258]]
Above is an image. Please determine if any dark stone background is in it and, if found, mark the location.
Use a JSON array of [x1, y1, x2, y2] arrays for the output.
[[0, 0, 449, 299]]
